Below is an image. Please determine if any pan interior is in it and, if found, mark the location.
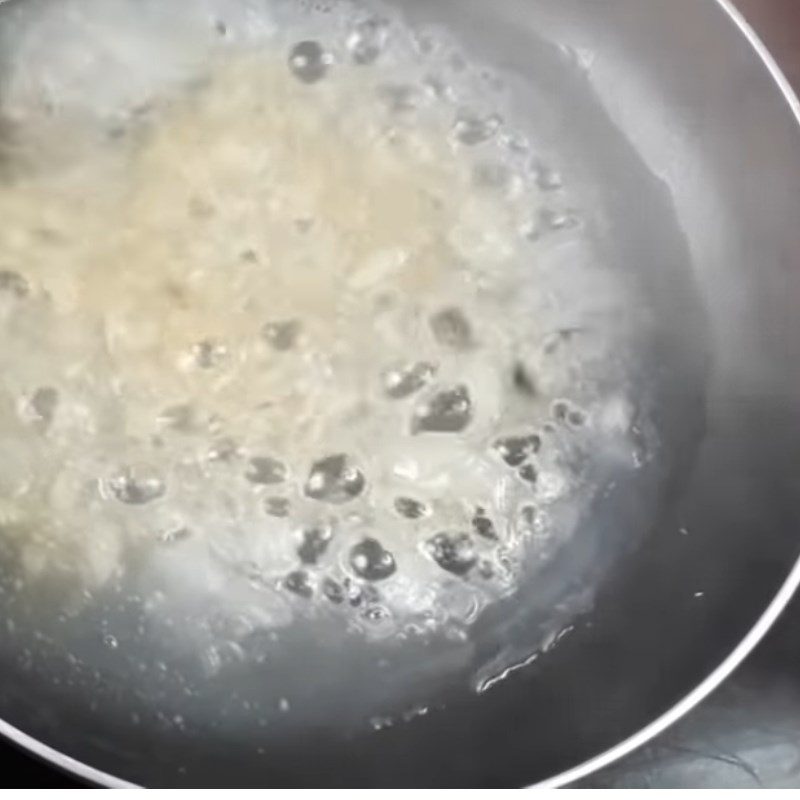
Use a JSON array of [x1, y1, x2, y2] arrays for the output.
[[0, 0, 723, 788]]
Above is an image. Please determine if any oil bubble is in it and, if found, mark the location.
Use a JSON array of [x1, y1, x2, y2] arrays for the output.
[[284, 570, 313, 598], [262, 319, 301, 352], [382, 361, 436, 400], [425, 533, 477, 576], [305, 455, 365, 504], [350, 538, 397, 581], [297, 525, 333, 565], [452, 112, 501, 146], [412, 385, 472, 434], [347, 17, 389, 65], [107, 466, 166, 506], [430, 307, 473, 350], [394, 497, 428, 520], [23, 387, 58, 428], [191, 339, 228, 369], [493, 433, 541, 467], [0, 270, 29, 298], [472, 510, 498, 541], [288, 41, 332, 84], [245, 457, 288, 486], [264, 497, 291, 518], [322, 577, 345, 604]]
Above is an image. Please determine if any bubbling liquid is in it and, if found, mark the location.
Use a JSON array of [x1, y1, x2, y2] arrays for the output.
[[0, 0, 643, 655]]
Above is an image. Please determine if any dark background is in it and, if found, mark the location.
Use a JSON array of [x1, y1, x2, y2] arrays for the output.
[[2, 0, 800, 788], [738, 0, 800, 86]]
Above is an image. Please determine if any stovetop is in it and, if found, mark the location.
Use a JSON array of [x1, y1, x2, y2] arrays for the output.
[[584, 592, 800, 788], [2, 0, 800, 789]]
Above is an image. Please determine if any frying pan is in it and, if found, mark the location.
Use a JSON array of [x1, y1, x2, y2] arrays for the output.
[[0, 0, 799, 788]]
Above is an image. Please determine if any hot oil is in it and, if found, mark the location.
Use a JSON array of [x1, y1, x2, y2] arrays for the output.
[[0, 0, 646, 681]]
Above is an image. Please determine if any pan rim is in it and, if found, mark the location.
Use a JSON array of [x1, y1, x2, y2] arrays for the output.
[[0, 0, 796, 789], [537, 0, 800, 787]]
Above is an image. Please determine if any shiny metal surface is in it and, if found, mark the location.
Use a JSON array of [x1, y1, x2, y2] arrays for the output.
[[0, 0, 799, 787], [543, 0, 800, 786]]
